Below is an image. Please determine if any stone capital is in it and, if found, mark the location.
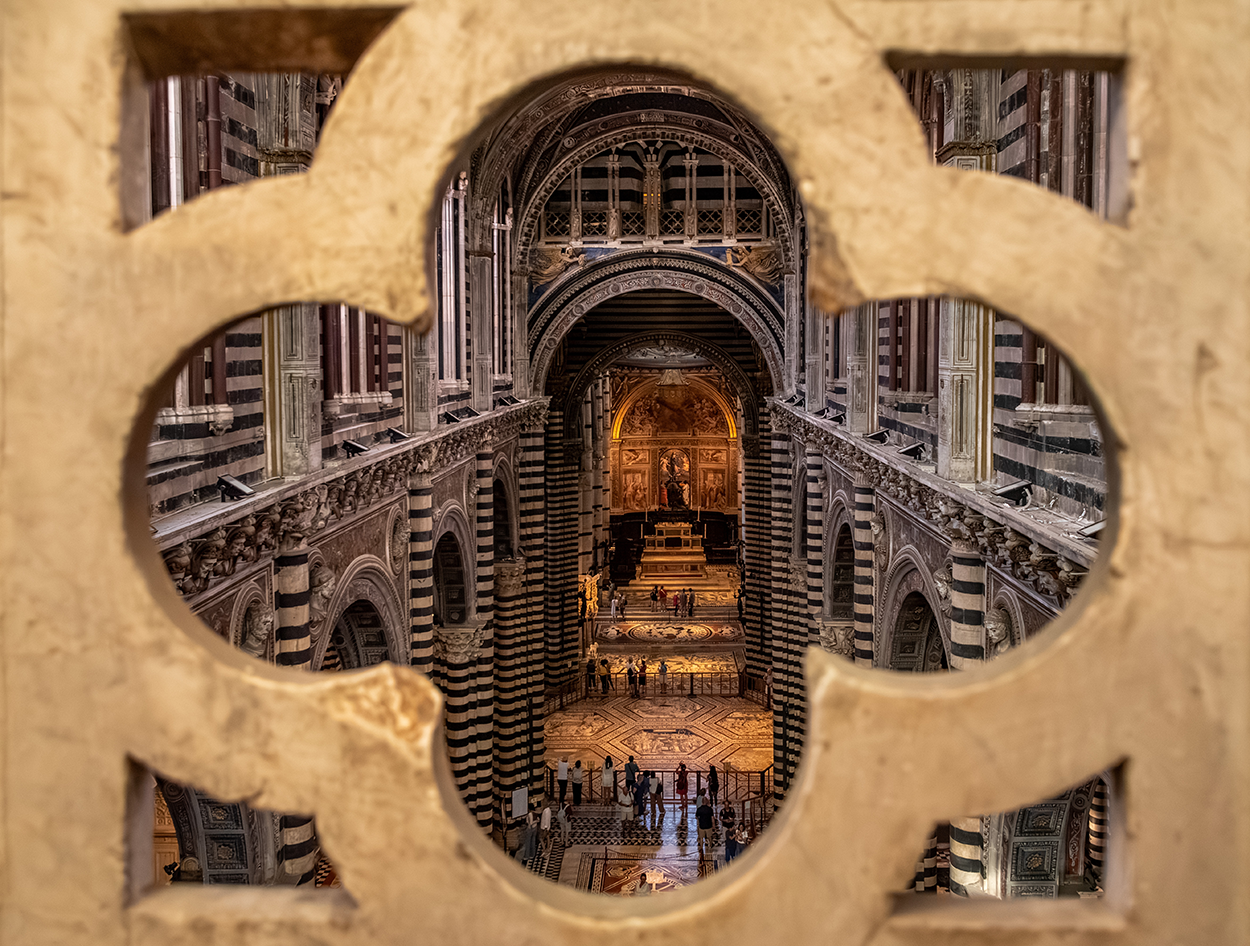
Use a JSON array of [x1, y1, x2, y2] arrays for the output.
[[433, 625, 489, 664]]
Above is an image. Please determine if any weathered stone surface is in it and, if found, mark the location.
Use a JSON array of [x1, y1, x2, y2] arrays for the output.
[[1, 1, 1247, 945]]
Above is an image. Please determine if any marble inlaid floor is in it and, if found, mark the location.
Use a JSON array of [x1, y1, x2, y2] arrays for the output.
[[544, 692, 773, 777], [522, 805, 760, 893], [595, 620, 744, 646]]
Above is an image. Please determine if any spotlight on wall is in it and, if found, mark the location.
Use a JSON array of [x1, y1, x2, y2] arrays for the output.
[[864, 429, 889, 444], [1078, 518, 1105, 538], [897, 442, 925, 460], [342, 439, 370, 457], [217, 474, 255, 501], [993, 480, 1032, 507], [387, 427, 411, 443], [827, 411, 846, 425]]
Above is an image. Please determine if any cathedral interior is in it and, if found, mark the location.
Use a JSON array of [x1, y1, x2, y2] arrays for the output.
[[144, 64, 1112, 899]]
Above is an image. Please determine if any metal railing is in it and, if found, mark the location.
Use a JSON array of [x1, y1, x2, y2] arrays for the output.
[[549, 664, 772, 710], [544, 762, 774, 833]]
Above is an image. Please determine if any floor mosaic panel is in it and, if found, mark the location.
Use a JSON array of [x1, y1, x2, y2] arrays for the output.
[[596, 621, 744, 645], [544, 693, 774, 774]]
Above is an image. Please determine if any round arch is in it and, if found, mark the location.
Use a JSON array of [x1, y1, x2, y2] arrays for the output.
[[310, 555, 407, 671], [491, 455, 520, 559], [557, 329, 765, 443], [514, 125, 796, 263], [528, 248, 787, 394], [431, 504, 476, 624], [877, 549, 949, 671], [610, 375, 738, 440]]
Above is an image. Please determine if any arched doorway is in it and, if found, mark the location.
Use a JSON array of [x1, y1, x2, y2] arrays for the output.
[[321, 599, 390, 671], [433, 532, 468, 626], [826, 524, 854, 618], [493, 478, 514, 559], [890, 591, 947, 673]]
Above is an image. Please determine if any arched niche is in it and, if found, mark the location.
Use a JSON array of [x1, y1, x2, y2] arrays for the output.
[[433, 531, 470, 626], [610, 374, 740, 514]]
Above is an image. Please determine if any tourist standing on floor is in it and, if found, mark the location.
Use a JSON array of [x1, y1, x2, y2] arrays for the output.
[[650, 585, 659, 612], [599, 658, 611, 695], [673, 590, 681, 619], [540, 802, 553, 852], [601, 755, 615, 800], [658, 585, 668, 612], [649, 771, 664, 817], [696, 796, 715, 855], [638, 657, 648, 695], [659, 658, 668, 692], [610, 594, 619, 621], [724, 823, 741, 864], [557, 756, 569, 803], [557, 800, 572, 846], [688, 588, 696, 618], [617, 782, 633, 826], [634, 777, 649, 825], [518, 808, 538, 866], [707, 764, 719, 805], [627, 658, 638, 698], [586, 657, 595, 696], [571, 760, 584, 805], [675, 762, 689, 811], [619, 593, 628, 622], [624, 755, 640, 792], [720, 799, 736, 837]]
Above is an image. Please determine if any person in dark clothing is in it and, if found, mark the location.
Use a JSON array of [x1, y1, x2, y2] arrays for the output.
[[571, 759, 584, 805], [707, 764, 720, 805], [696, 799, 716, 854], [724, 825, 741, 864], [586, 657, 596, 695], [634, 778, 649, 823]]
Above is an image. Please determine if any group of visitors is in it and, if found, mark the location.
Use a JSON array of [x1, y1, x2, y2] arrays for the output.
[[650, 582, 700, 619], [548, 755, 749, 867], [586, 655, 672, 696], [608, 591, 629, 622], [648, 585, 698, 617], [515, 798, 573, 867]]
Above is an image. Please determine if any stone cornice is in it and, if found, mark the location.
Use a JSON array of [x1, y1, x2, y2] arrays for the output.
[[769, 400, 1097, 605], [154, 399, 549, 597]]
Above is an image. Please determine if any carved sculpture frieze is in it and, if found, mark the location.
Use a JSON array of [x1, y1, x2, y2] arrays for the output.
[[769, 399, 1091, 613], [159, 401, 548, 599]]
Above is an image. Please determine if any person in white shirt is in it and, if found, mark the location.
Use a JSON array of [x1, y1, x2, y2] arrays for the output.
[[540, 803, 553, 852], [557, 756, 569, 803]]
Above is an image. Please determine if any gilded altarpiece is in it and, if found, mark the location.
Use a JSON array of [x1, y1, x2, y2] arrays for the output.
[[610, 376, 739, 512]]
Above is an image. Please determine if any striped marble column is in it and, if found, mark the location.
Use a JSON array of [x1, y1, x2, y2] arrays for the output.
[[278, 814, 318, 885], [437, 627, 484, 819], [543, 410, 579, 690], [852, 476, 876, 667], [947, 538, 987, 894], [1087, 777, 1109, 884], [491, 557, 528, 824], [805, 444, 826, 621], [273, 546, 311, 668], [274, 539, 317, 882], [769, 431, 805, 794], [467, 447, 496, 829], [742, 430, 772, 677], [914, 833, 938, 893], [407, 444, 439, 675], [949, 539, 986, 669], [517, 424, 548, 798], [949, 817, 985, 897]]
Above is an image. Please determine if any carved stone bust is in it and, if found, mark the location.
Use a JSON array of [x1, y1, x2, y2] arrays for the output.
[[984, 607, 1012, 658]]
